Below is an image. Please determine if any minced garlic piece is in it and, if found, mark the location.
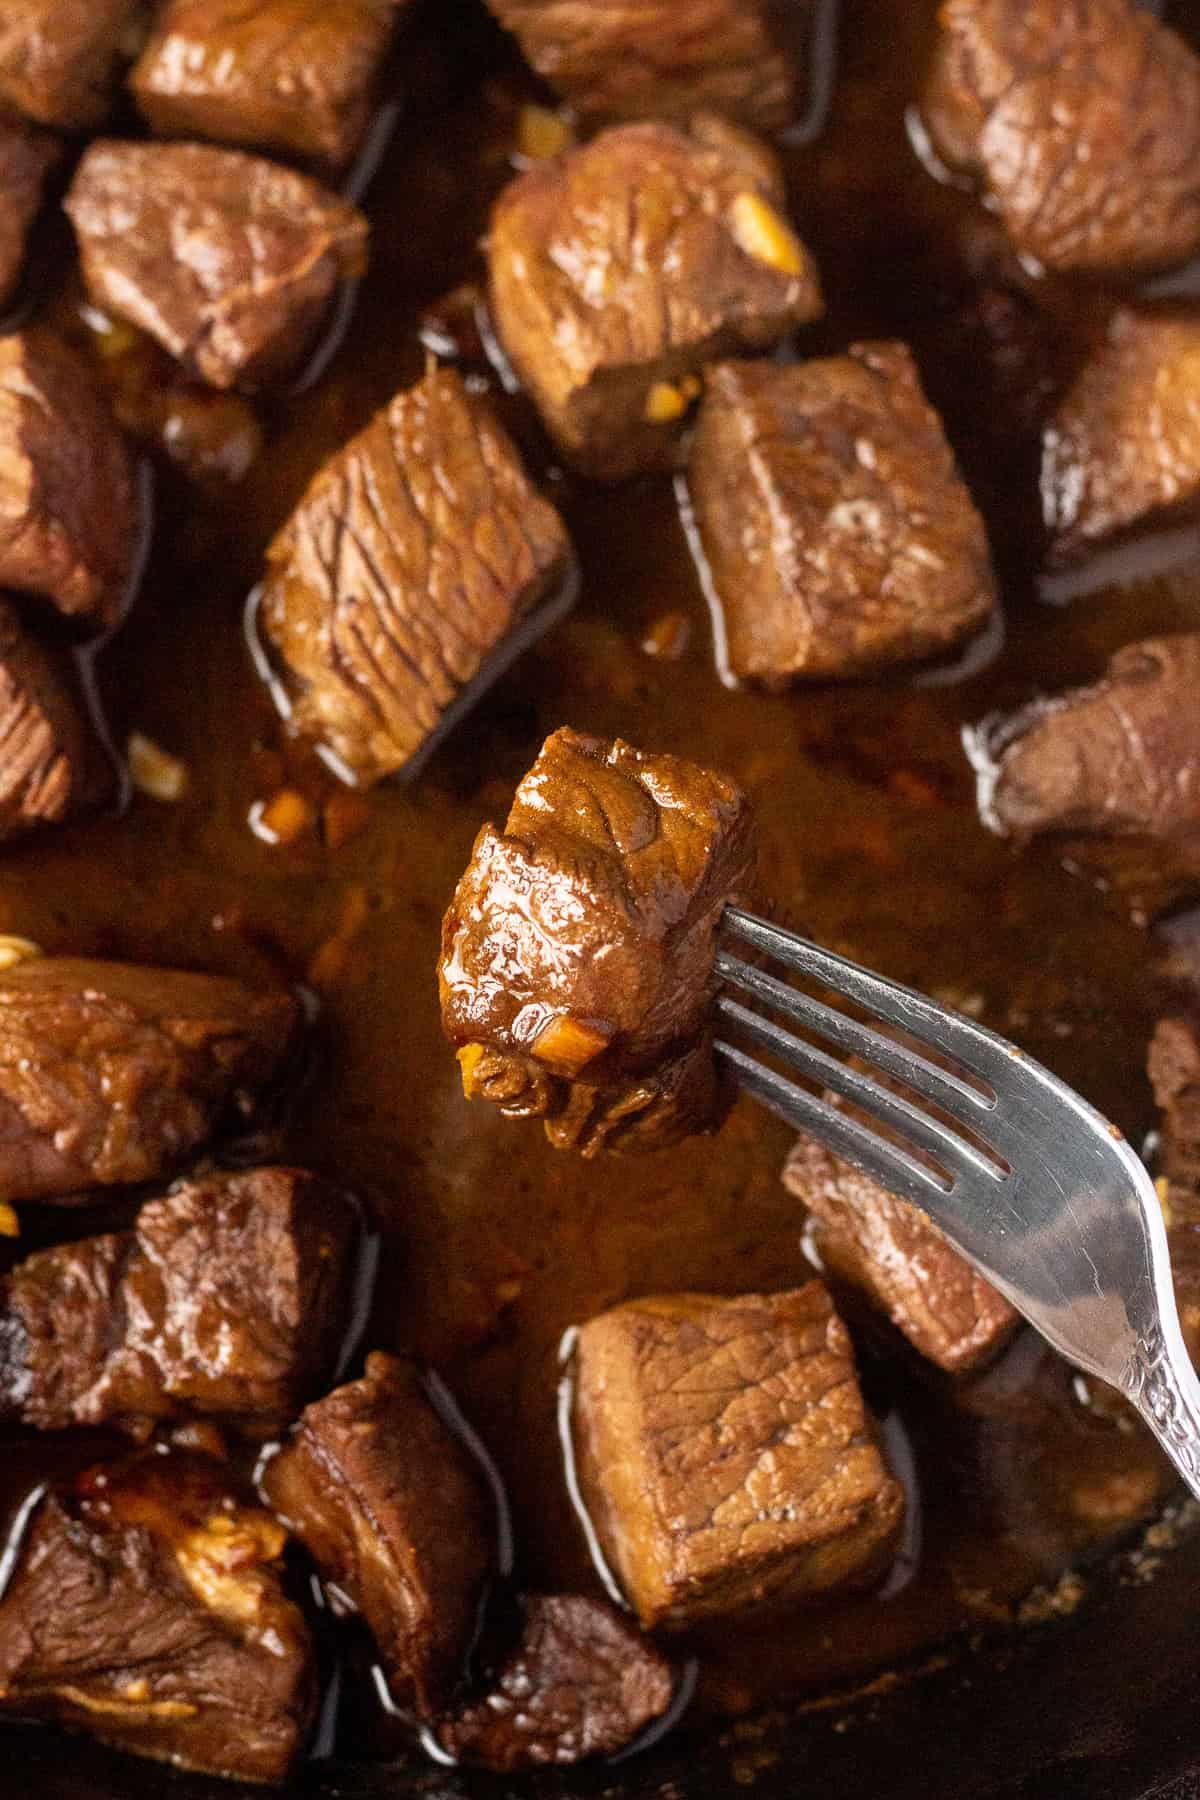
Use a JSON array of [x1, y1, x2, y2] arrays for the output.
[[457, 1042, 486, 1096], [517, 104, 574, 161], [729, 191, 806, 275], [0, 1203, 18, 1237], [0, 935, 42, 970], [532, 1014, 611, 1074], [128, 732, 190, 802]]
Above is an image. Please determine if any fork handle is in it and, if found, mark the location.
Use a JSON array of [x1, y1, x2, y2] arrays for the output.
[[1120, 1324, 1200, 1501]]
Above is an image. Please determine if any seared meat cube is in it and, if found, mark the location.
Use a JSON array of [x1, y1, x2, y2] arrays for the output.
[[258, 367, 571, 786], [0, 116, 57, 311], [922, 0, 1200, 277], [1042, 310, 1200, 560], [0, 1167, 355, 1431], [967, 636, 1200, 843], [440, 727, 755, 1157], [437, 1593, 674, 1771], [0, 596, 111, 840], [262, 1352, 491, 1717], [487, 117, 822, 479], [687, 348, 996, 684], [571, 1284, 904, 1627], [0, 956, 299, 1202], [0, 0, 139, 129], [65, 141, 369, 394], [0, 329, 137, 631], [131, 0, 407, 169], [0, 1450, 314, 1782], [484, 0, 804, 131], [1149, 1017, 1200, 1231], [783, 1134, 1018, 1373]]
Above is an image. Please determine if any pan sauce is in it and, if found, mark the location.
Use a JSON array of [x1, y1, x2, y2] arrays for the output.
[[0, 0, 1197, 1767]]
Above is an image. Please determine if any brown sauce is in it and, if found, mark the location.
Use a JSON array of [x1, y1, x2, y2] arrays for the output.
[[0, 0, 1197, 1768]]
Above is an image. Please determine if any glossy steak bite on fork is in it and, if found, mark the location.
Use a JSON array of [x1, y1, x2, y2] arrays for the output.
[[687, 346, 996, 684], [0, 957, 300, 1202], [0, 1167, 355, 1432], [966, 635, 1200, 844], [487, 116, 822, 479], [258, 365, 572, 786], [0, 1450, 315, 1782], [262, 1352, 493, 1719], [65, 141, 370, 393], [437, 1592, 675, 1771], [482, 0, 807, 130], [0, 328, 137, 632], [922, 0, 1200, 276], [439, 727, 756, 1156], [570, 1284, 904, 1628], [130, 0, 410, 170]]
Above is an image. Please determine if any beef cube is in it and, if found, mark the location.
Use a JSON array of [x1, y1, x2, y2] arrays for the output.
[[1149, 1016, 1200, 1230], [0, 956, 299, 1201], [258, 366, 572, 786], [0, 115, 57, 311], [966, 635, 1200, 843], [262, 1352, 491, 1717], [0, 329, 137, 631], [783, 1134, 1018, 1373], [440, 727, 755, 1157], [487, 117, 822, 480], [0, 1167, 355, 1431], [437, 1593, 674, 1771], [484, 0, 805, 131], [0, 596, 111, 840], [687, 347, 996, 684], [0, 0, 139, 129], [131, 0, 409, 170], [65, 141, 369, 394], [0, 1450, 314, 1782], [1042, 310, 1200, 560], [571, 1283, 904, 1627], [922, 0, 1200, 277]]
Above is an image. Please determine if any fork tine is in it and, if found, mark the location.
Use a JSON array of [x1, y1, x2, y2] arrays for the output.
[[715, 994, 1007, 1185], [722, 907, 1020, 1093], [715, 949, 995, 1115], [714, 1041, 952, 1208]]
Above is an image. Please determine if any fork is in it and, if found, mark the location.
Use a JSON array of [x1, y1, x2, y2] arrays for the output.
[[714, 905, 1200, 1500]]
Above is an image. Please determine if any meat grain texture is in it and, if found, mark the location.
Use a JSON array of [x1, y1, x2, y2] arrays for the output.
[[65, 141, 370, 392], [571, 1284, 904, 1627], [0, 596, 110, 840], [260, 365, 572, 785], [0, 1167, 355, 1431], [0, 957, 299, 1201], [688, 346, 996, 683], [0, 0, 139, 128], [488, 117, 823, 478], [484, 0, 806, 130], [967, 635, 1200, 843], [923, 0, 1200, 275], [131, 0, 409, 169], [440, 726, 755, 1155]]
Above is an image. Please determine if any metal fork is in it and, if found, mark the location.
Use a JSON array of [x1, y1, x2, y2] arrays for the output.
[[715, 905, 1200, 1499]]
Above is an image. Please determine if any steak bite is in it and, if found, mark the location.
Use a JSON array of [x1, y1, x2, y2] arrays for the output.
[[687, 347, 996, 685], [0, 596, 111, 841], [0, 1167, 355, 1432], [484, 0, 804, 131], [65, 141, 369, 394], [258, 366, 572, 786], [1149, 1017, 1200, 1231], [487, 117, 823, 480], [0, 329, 137, 632], [922, 0, 1200, 278], [440, 727, 755, 1157], [131, 0, 408, 170], [262, 1352, 492, 1718], [0, 0, 139, 129], [1042, 310, 1200, 561], [966, 635, 1200, 844], [0, 116, 58, 311], [783, 1134, 1018, 1373], [437, 1593, 674, 1771], [0, 956, 300, 1202], [0, 1450, 314, 1783], [570, 1284, 904, 1628]]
